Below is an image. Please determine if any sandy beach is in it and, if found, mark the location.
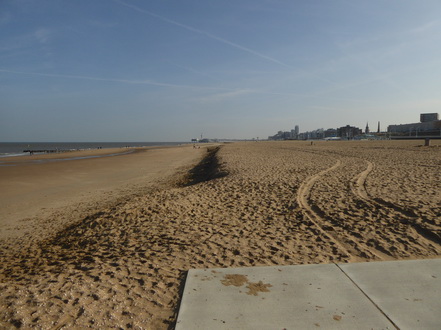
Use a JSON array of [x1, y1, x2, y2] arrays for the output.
[[1, 140, 440, 328], [0, 146, 205, 241]]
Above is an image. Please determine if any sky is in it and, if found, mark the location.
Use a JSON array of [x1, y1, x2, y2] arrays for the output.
[[1, 0, 441, 142]]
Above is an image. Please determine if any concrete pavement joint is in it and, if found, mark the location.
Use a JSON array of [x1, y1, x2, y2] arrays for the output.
[[335, 263, 400, 330]]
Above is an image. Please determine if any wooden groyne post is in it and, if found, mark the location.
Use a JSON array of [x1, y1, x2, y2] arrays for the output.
[[23, 149, 64, 155]]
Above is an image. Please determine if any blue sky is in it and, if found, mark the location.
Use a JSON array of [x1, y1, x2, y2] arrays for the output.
[[1, 0, 440, 141]]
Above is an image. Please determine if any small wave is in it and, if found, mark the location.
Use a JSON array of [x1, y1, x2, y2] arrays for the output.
[[0, 149, 136, 166], [0, 152, 27, 158], [34, 150, 135, 163]]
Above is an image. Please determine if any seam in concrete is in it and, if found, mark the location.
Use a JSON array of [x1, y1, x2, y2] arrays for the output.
[[335, 263, 400, 330]]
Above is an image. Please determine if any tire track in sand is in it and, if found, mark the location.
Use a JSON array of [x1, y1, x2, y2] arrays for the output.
[[296, 159, 358, 261], [350, 160, 441, 253], [348, 160, 395, 260], [297, 156, 396, 262], [350, 160, 374, 201]]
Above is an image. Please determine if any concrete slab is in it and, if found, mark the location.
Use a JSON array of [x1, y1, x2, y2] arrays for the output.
[[176, 264, 394, 329], [339, 259, 441, 330]]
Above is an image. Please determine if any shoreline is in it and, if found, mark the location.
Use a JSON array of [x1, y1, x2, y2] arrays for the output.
[[0, 144, 208, 242], [0, 149, 137, 166], [1, 140, 440, 329], [0, 145, 179, 164], [0, 142, 187, 158]]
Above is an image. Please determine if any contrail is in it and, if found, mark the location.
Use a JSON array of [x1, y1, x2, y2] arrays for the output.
[[114, 0, 292, 69], [114, 0, 340, 86], [1, 69, 360, 102], [0, 69, 236, 90]]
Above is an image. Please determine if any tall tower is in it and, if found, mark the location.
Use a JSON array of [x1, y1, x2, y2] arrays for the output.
[[377, 121, 380, 133], [365, 122, 370, 134]]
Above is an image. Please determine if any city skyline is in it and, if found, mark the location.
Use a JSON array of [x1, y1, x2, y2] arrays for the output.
[[1, 1, 441, 142], [269, 111, 440, 141]]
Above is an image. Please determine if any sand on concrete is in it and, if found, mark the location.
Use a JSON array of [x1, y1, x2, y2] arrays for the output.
[[0, 140, 440, 329]]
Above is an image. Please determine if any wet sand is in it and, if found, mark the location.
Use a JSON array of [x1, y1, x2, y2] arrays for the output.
[[1, 140, 440, 328], [0, 146, 205, 241]]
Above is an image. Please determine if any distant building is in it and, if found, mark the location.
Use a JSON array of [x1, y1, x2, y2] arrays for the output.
[[268, 130, 291, 140], [324, 128, 337, 138], [337, 125, 362, 139], [313, 129, 325, 139], [365, 122, 370, 134], [420, 113, 439, 122], [388, 113, 441, 136], [296, 129, 325, 140], [269, 125, 301, 140]]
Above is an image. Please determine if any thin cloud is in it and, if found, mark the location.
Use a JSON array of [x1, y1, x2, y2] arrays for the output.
[[88, 20, 117, 28], [195, 87, 368, 104], [115, 0, 339, 88], [197, 89, 254, 103], [34, 28, 53, 44], [0, 69, 366, 104], [0, 69, 238, 90], [165, 61, 220, 81], [410, 20, 440, 34]]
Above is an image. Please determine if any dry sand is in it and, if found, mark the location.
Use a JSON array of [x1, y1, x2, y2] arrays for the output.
[[1, 140, 440, 328]]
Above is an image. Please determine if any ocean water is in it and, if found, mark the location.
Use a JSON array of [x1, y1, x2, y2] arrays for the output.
[[0, 142, 185, 157]]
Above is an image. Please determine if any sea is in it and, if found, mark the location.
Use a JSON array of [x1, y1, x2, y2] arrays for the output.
[[0, 142, 186, 157]]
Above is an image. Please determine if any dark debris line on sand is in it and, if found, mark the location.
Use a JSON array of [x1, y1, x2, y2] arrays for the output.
[[1, 141, 440, 329], [180, 146, 229, 186], [0, 145, 230, 329]]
